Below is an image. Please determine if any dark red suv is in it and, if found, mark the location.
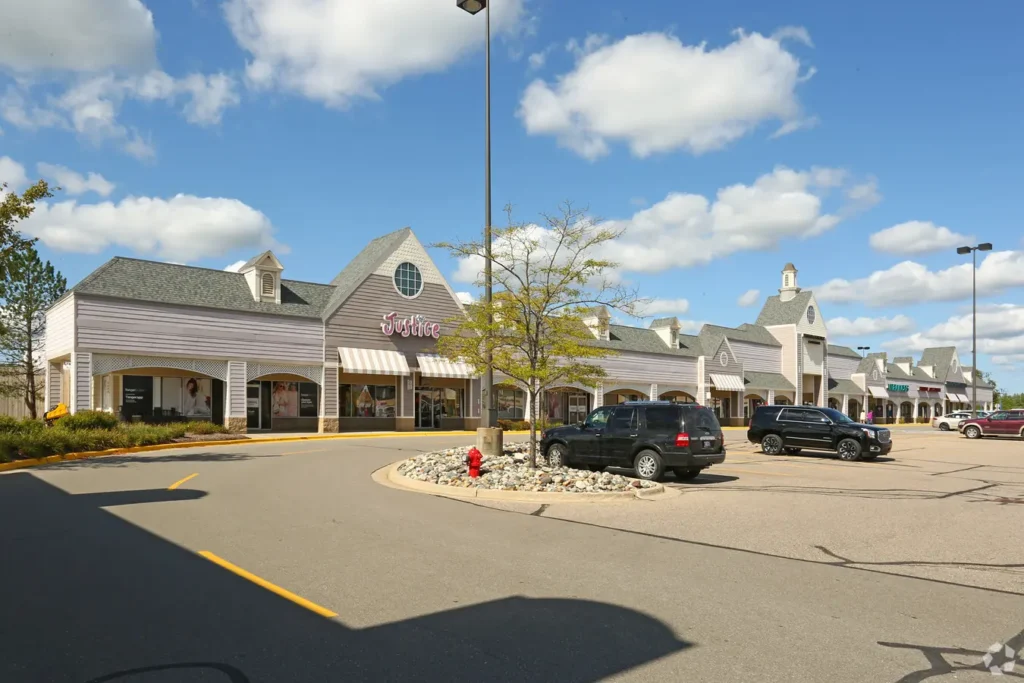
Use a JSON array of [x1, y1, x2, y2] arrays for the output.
[[960, 410, 1024, 439]]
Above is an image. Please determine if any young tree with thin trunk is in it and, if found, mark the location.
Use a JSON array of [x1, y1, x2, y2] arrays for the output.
[[436, 202, 644, 467], [0, 180, 50, 285], [0, 246, 67, 418]]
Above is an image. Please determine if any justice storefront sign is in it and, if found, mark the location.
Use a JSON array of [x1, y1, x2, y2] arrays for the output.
[[380, 312, 440, 339]]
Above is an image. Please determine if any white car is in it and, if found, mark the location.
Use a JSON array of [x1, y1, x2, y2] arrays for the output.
[[932, 411, 972, 431]]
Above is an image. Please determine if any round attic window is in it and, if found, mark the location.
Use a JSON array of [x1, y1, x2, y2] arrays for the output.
[[807, 305, 816, 324], [719, 352, 728, 366], [394, 262, 423, 298]]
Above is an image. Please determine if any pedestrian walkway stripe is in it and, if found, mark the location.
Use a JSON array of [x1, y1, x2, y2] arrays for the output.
[[198, 551, 337, 618], [167, 473, 198, 490]]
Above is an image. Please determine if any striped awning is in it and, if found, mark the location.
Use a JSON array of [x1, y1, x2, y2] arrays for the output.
[[337, 347, 410, 376], [416, 354, 475, 379], [868, 386, 889, 398], [951, 393, 970, 403], [709, 374, 745, 391]]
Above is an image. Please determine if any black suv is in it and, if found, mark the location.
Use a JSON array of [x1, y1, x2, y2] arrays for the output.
[[746, 405, 892, 461], [539, 401, 726, 481]]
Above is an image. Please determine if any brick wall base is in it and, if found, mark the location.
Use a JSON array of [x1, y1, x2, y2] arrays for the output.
[[225, 416, 247, 434], [318, 417, 340, 434]]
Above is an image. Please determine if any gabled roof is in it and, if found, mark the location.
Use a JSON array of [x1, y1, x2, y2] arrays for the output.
[[963, 366, 996, 388], [892, 356, 913, 364], [649, 317, 679, 329], [886, 363, 913, 381], [911, 367, 942, 383], [239, 250, 283, 271], [68, 257, 333, 319], [856, 356, 883, 374], [320, 228, 412, 321], [755, 290, 814, 326], [744, 371, 795, 391], [698, 324, 780, 360], [828, 377, 862, 395], [918, 347, 956, 383], [588, 324, 702, 358], [827, 344, 862, 359]]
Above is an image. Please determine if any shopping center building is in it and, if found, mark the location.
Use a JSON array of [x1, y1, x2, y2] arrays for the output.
[[44, 233, 996, 432]]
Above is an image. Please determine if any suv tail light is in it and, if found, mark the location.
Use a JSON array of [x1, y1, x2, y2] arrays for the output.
[[675, 432, 690, 447]]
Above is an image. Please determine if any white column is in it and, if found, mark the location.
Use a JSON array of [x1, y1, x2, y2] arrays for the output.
[[225, 361, 247, 429], [593, 382, 603, 408], [696, 356, 707, 406], [650, 383, 658, 401], [767, 389, 776, 405], [46, 362, 62, 412], [524, 384, 532, 423], [842, 394, 849, 415], [913, 397, 920, 423], [69, 351, 92, 414]]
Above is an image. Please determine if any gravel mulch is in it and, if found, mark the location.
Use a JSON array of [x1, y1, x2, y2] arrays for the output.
[[396, 442, 658, 493]]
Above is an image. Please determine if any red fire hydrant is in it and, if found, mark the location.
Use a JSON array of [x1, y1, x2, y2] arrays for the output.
[[467, 447, 482, 478]]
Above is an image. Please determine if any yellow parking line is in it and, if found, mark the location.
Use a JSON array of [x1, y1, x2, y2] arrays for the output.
[[167, 473, 198, 490], [199, 551, 337, 618]]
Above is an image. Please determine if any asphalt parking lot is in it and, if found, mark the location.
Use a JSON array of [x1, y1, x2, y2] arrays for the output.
[[1, 427, 1021, 682]]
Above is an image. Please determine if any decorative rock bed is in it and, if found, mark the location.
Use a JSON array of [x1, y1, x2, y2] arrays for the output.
[[396, 442, 660, 494]]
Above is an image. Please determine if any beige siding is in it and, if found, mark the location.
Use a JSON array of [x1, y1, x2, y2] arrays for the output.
[[324, 275, 465, 361], [731, 340, 781, 373], [765, 325, 797, 385], [598, 351, 698, 386], [802, 338, 824, 374], [76, 296, 323, 364], [828, 354, 859, 380], [795, 293, 829, 336], [45, 295, 75, 360]]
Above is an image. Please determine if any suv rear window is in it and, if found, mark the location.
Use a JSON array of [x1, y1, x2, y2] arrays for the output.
[[683, 406, 721, 431], [644, 406, 681, 430]]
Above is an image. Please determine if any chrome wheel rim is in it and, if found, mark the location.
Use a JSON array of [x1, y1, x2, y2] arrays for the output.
[[548, 446, 564, 466], [637, 455, 657, 478], [763, 437, 781, 454], [838, 442, 857, 460]]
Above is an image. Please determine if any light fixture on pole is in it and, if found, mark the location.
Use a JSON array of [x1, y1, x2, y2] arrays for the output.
[[857, 346, 870, 358], [956, 242, 992, 418], [457, 0, 496, 432]]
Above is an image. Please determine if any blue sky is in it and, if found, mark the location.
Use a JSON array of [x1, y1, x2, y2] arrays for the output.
[[1, 0, 1022, 391]]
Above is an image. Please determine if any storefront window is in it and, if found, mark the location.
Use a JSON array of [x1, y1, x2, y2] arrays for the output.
[[441, 388, 462, 418], [497, 387, 524, 419], [341, 384, 396, 417]]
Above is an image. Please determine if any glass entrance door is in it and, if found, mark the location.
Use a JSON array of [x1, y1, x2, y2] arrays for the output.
[[568, 393, 589, 424], [246, 383, 260, 430], [416, 388, 442, 429]]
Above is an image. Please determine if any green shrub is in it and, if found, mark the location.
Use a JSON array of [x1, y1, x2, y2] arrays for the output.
[[0, 416, 46, 435], [180, 420, 226, 435], [56, 410, 120, 431]]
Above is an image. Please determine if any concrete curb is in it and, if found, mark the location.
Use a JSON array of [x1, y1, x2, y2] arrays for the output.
[[376, 461, 666, 503], [0, 430, 533, 474]]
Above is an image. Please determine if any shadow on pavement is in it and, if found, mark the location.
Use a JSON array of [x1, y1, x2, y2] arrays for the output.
[[0, 472, 690, 682], [34, 450, 273, 471]]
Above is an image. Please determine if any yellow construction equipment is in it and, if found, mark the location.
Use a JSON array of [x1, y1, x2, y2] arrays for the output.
[[44, 403, 69, 426]]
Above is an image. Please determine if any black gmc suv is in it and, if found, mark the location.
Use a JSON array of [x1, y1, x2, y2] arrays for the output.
[[746, 405, 892, 461], [539, 401, 726, 481]]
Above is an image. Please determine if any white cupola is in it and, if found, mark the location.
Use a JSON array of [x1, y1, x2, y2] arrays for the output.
[[582, 306, 611, 341], [650, 317, 681, 348], [779, 263, 801, 302], [239, 251, 284, 304]]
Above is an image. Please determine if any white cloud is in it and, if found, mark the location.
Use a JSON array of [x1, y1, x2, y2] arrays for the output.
[[1, 71, 239, 158], [598, 165, 871, 273], [0, 0, 157, 73], [826, 315, 915, 338], [885, 304, 1024, 360], [639, 298, 690, 316], [224, 260, 248, 273], [992, 354, 1024, 367], [528, 52, 547, 70], [0, 156, 29, 191], [813, 251, 1024, 306], [737, 289, 760, 307], [455, 291, 475, 305], [519, 29, 815, 159], [37, 163, 115, 197], [20, 194, 284, 262], [869, 220, 973, 255], [223, 0, 525, 107]]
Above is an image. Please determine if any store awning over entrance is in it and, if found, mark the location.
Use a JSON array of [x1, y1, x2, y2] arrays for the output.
[[868, 386, 889, 399], [338, 347, 410, 376], [416, 354, 475, 379], [950, 393, 970, 403], [709, 374, 744, 391]]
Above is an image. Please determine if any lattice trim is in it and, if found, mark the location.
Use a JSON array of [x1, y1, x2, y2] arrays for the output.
[[246, 363, 323, 384], [92, 354, 228, 381]]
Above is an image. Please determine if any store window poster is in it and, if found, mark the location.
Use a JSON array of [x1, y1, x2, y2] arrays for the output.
[[183, 377, 212, 417], [272, 382, 298, 418]]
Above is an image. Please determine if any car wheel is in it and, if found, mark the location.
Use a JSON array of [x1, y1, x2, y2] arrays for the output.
[[761, 434, 783, 455], [673, 467, 701, 481], [964, 425, 982, 439], [633, 450, 664, 481], [939, 423, 950, 431], [546, 443, 568, 468], [783, 447, 802, 455], [837, 438, 862, 461]]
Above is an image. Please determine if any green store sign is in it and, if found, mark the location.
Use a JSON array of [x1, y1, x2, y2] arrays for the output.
[[888, 384, 909, 393]]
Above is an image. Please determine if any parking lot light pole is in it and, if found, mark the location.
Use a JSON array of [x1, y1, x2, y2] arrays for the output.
[[457, 0, 495, 430], [956, 242, 993, 418], [857, 346, 870, 358]]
